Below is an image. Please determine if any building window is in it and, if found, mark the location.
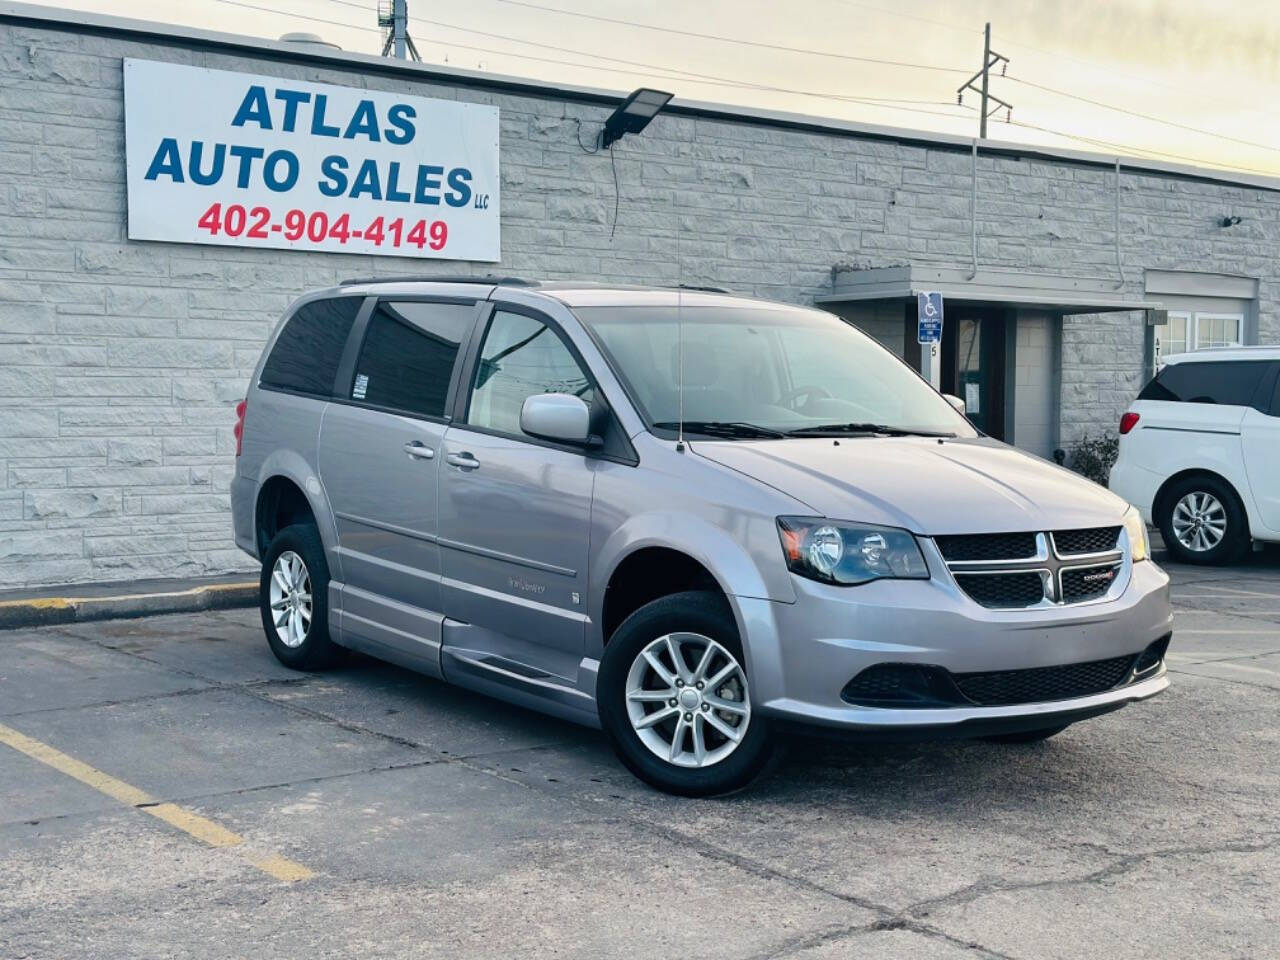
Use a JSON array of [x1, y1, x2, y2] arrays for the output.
[[1194, 313, 1241, 349], [1154, 310, 1241, 360]]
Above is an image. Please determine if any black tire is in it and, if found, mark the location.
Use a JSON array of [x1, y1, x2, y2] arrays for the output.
[[981, 724, 1070, 744], [259, 523, 340, 670], [597, 591, 774, 797], [1156, 475, 1250, 566]]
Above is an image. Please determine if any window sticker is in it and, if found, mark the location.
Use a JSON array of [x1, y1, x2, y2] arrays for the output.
[[353, 373, 369, 400]]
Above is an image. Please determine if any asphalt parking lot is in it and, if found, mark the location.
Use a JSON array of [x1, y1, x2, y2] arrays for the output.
[[2, 547, 1278, 960]]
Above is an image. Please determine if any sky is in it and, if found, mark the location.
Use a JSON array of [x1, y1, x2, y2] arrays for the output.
[[29, 0, 1280, 177]]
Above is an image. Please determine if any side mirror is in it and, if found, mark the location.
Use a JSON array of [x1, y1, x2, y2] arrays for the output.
[[520, 393, 596, 445], [944, 393, 966, 414]]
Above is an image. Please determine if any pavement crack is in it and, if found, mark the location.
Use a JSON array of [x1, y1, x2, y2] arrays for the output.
[[1170, 603, 1280, 628], [905, 835, 1280, 919], [1170, 648, 1280, 666], [1168, 668, 1280, 694], [0, 676, 317, 720]]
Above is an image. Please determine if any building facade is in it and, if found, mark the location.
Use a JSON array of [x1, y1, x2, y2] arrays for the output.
[[0, 3, 1277, 589]]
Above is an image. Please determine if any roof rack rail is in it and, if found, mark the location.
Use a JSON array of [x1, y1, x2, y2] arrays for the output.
[[671, 283, 732, 294], [339, 274, 537, 287]]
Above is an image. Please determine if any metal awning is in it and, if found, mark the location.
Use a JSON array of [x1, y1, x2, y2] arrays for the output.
[[817, 265, 1163, 314]]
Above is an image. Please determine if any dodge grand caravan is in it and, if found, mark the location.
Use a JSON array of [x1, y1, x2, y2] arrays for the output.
[[232, 278, 1173, 796]]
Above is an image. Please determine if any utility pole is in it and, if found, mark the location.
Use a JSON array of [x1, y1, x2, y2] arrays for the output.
[[393, 0, 406, 59], [378, 0, 423, 62], [956, 22, 1010, 139]]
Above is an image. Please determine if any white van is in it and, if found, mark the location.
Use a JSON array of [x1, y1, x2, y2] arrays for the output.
[[1110, 346, 1280, 564]]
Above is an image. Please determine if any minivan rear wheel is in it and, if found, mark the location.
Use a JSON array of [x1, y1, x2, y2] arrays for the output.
[[1157, 475, 1250, 565], [259, 523, 340, 670], [598, 591, 774, 797]]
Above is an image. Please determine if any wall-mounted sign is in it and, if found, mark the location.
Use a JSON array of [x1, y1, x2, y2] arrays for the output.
[[123, 59, 500, 261], [917, 291, 943, 344]]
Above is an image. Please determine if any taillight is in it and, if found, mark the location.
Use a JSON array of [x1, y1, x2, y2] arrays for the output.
[[1119, 411, 1139, 435], [234, 399, 247, 457]]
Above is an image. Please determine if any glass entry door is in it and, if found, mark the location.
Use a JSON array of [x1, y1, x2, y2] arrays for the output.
[[942, 308, 1006, 439]]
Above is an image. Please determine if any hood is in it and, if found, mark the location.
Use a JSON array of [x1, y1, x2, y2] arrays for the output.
[[692, 436, 1129, 535]]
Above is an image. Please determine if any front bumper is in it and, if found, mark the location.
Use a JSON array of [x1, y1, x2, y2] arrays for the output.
[[735, 549, 1173, 735]]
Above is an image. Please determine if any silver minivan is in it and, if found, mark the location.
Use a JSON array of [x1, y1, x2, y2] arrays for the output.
[[231, 278, 1172, 795]]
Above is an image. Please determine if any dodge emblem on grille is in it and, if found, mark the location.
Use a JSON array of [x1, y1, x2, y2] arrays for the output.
[[1081, 569, 1116, 585]]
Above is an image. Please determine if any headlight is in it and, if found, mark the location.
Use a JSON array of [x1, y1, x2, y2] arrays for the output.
[[777, 517, 929, 585], [1123, 506, 1149, 562]]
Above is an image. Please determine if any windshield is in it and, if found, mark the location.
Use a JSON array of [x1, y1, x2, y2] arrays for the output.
[[575, 302, 977, 439]]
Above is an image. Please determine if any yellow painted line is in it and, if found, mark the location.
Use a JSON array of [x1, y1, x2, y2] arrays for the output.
[[251, 853, 316, 883], [0, 722, 312, 883], [147, 803, 247, 848], [0, 582, 255, 611], [0, 582, 257, 609]]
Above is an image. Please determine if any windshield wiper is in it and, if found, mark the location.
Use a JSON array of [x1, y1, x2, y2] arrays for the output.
[[784, 422, 956, 438], [652, 420, 787, 439]]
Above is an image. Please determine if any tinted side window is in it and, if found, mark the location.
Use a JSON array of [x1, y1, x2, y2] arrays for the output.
[[351, 301, 474, 418], [467, 311, 594, 436], [1270, 366, 1280, 417], [1137, 360, 1270, 407], [260, 297, 362, 396]]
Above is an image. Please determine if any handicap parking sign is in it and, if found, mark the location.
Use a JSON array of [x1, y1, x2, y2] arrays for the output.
[[917, 292, 943, 345]]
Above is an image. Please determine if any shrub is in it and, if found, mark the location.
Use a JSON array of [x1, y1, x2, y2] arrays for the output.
[[1067, 433, 1119, 487]]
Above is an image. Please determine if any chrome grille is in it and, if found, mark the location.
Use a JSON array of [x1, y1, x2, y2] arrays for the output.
[[938, 530, 1126, 609]]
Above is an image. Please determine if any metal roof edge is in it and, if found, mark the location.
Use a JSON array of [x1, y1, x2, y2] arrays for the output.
[[4, 1, 1280, 194]]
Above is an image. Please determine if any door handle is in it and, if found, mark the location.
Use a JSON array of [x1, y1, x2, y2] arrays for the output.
[[446, 452, 480, 470], [403, 441, 435, 460]]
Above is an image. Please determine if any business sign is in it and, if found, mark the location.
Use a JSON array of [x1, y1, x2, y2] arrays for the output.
[[917, 291, 943, 344], [123, 59, 500, 261]]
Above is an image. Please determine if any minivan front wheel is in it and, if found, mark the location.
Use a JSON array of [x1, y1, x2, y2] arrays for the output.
[[1157, 476, 1250, 565], [259, 524, 340, 670], [598, 592, 774, 796]]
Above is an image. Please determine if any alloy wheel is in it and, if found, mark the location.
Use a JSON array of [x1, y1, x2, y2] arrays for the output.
[[1171, 491, 1227, 553], [269, 550, 312, 648], [624, 632, 750, 769]]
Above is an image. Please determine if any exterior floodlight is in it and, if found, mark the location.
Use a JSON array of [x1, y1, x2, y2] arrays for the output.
[[601, 88, 673, 149]]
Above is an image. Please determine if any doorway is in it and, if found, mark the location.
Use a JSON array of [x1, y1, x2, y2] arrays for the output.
[[941, 307, 1006, 440]]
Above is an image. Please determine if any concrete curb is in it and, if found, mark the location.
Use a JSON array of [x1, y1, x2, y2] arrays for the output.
[[0, 580, 257, 630]]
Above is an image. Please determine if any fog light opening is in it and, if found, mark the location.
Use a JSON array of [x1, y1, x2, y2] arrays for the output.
[[841, 663, 964, 708], [1133, 635, 1171, 677]]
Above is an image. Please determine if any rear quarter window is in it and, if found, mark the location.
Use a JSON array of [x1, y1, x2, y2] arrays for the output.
[[260, 297, 363, 397], [1137, 360, 1271, 408], [350, 300, 475, 419]]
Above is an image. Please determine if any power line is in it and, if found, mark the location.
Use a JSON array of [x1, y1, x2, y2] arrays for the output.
[[1002, 118, 1279, 177], [480, 0, 1280, 151], [838, 0, 975, 35], [478, 0, 972, 74], [835, 0, 1280, 120], [210, 0, 1279, 176], [210, 0, 974, 122], [431, 34, 976, 122], [213, 0, 381, 33], [1004, 75, 1280, 157], [412, 17, 969, 110]]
